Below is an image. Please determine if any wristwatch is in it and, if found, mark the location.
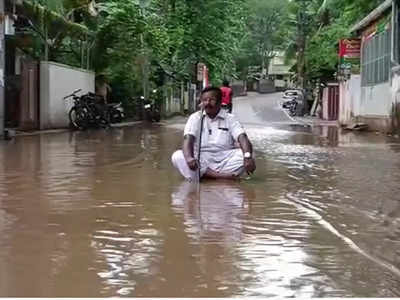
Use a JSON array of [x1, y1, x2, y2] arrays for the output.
[[244, 152, 252, 159]]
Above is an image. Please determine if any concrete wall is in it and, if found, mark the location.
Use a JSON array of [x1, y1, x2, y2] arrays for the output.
[[360, 82, 391, 116], [258, 79, 275, 93], [339, 75, 361, 125], [231, 80, 247, 97], [0, 0, 4, 137], [391, 67, 400, 131], [40, 61, 95, 130], [274, 78, 290, 91], [392, 70, 400, 102], [353, 82, 392, 132]]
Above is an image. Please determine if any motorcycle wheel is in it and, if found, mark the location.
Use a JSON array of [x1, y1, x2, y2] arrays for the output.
[[153, 110, 161, 122], [69, 106, 88, 130], [96, 114, 111, 129], [110, 111, 123, 124]]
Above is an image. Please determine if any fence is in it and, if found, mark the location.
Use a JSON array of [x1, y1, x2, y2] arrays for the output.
[[162, 81, 197, 117]]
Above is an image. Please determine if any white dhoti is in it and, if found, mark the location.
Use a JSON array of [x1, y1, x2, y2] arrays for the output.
[[171, 149, 245, 181]]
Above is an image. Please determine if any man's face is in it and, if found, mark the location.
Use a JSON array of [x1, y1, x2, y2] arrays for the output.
[[201, 91, 220, 117]]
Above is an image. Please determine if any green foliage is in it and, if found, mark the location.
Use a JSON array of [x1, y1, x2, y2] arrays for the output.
[[284, 0, 388, 86], [20, 0, 92, 68], [92, 0, 247, 100], [236, 0, 290, 79], [306, 18, 348, 81], [24, 0, 248, 98], [19, 0, 389, 94], [153, 0, 247, 83]]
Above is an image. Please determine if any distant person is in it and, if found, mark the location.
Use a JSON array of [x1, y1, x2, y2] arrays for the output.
[[220, 80, 233, 113], [94, 74, 112, 121], [171, 86, 256, 181], [95, 74, 112, 104]]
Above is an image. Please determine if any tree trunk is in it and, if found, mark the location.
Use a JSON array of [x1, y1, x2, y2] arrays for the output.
[[296, 21, 306, 88]]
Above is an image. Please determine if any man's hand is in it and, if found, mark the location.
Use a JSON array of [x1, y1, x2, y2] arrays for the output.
[[244, 158, 256, 174], [238, 133, 255, 175], [186, 157, 199, 170]]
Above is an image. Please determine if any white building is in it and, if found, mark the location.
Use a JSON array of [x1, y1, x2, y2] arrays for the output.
[[267, 52, 294, 91], [340, 0, 400, 133]]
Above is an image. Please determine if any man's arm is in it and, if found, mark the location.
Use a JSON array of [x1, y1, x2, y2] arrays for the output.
[[183, 134, 198, 170], [238, 133, 252, 153], [238, 133, 256, 174]]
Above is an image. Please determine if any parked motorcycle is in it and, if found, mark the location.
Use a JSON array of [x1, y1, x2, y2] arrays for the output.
[[282, 98, 298, 109], [64, 89, 110, 130], [142, 94, 161, 123], [288, 100, 298, 116], [107, 102, 125, 123], [64, 89, 86, 129]]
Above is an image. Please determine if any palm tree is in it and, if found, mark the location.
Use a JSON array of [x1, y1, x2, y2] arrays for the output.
[[38, 0, 98, 20], [20, 0, 95, 65]]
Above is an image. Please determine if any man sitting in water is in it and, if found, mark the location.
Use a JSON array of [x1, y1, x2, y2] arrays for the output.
[[171, 86, 256, 181]]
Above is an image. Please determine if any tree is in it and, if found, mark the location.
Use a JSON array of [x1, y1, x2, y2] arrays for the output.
[[286, 0, 318, 88], [19, 0, 93, 66], [245, 0, 290, 77], [283, 0, 386, 87], [154, 0, 247, 83], [94, 0, 247, 86]]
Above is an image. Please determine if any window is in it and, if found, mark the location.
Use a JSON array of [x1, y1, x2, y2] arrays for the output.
[[361, 28, 391, 86]]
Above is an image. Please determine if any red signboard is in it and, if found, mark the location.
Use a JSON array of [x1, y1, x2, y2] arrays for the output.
[[339, 39, 361, 59], [339, 38, 361, 76]]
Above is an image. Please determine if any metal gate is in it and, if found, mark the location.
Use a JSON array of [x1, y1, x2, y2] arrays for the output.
[[327, 84, 339, 120], [322, 83, 340, 121]]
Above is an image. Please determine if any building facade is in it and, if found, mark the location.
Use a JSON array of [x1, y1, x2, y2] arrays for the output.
[[267, 52, 294, 91], [341, 0, 400, 132]]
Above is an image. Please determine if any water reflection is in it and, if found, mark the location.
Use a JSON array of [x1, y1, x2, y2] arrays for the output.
[[171, 181, 254, 296], [171, 181, 251, 244], [170, 181, 335, 297], [312, 126, 339, 146]]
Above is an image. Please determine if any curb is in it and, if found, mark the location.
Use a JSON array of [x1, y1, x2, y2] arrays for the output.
[[11, 121, 144, 138]]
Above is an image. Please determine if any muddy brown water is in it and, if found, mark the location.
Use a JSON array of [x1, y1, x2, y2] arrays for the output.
[[0, 123, 400, 297]]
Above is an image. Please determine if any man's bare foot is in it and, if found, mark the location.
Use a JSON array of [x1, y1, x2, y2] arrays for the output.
[[203, 168, 240, 180]]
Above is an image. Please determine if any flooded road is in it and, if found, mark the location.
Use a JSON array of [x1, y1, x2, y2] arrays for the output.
[[1, 92, 400, 297]]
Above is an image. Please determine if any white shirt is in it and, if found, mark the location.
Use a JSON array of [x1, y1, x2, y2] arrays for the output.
[[184, 109, 245, 154]]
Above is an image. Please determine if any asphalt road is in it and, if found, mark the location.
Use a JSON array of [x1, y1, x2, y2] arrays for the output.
[[233, 91, 297, 127]]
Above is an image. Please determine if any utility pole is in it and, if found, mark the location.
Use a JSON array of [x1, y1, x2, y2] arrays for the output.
[[0, 0, 5, 138]]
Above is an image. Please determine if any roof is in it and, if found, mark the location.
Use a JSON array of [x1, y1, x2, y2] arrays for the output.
[[350, 0, 392, 33]]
